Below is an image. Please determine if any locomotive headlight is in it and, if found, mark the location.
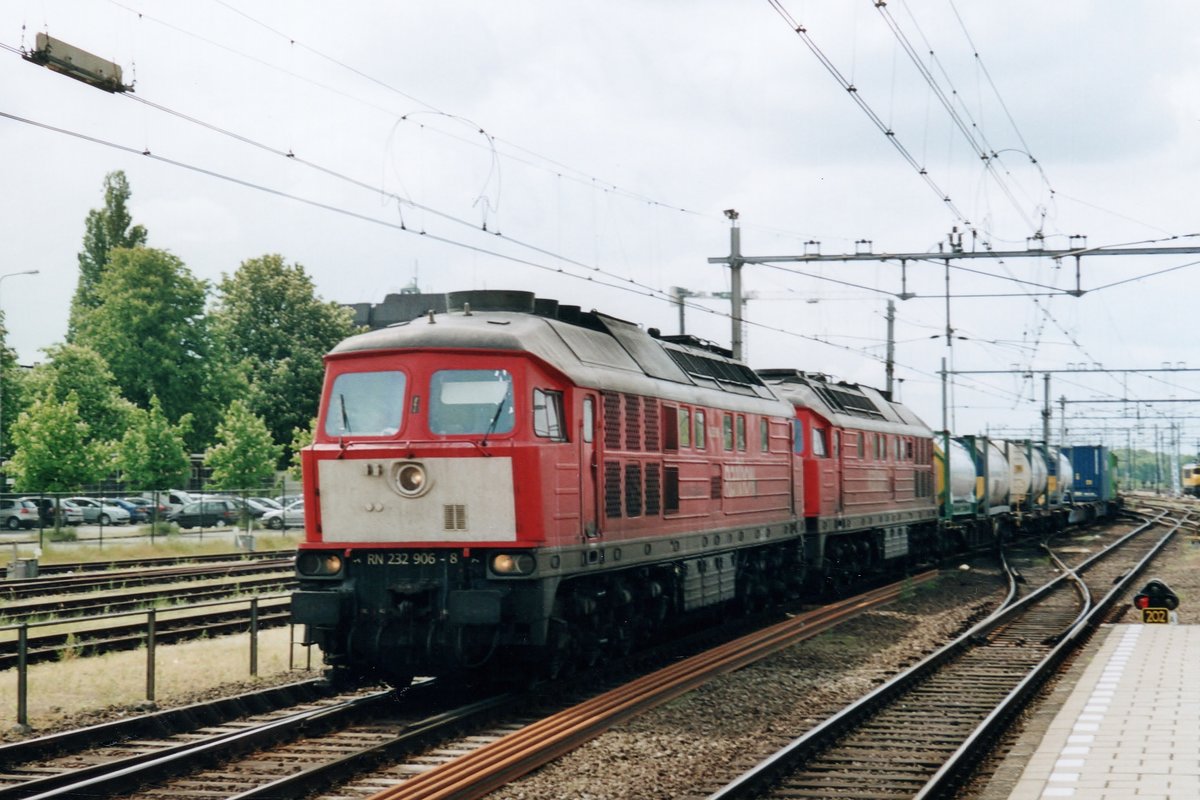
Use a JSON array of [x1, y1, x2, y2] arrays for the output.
[[297, 551, 344, 577], [491, 553, 536, 575], [392, 462, 431, 497]]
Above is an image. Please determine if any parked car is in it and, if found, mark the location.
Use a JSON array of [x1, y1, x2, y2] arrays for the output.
[[101, 497, 150, 524], [0, 499, 39, 530], [68, 497, 131, 526], [171, 499, 241, 529], [238, 497, 273, 517], [123, 497, 169, 520], [19, 497, 84, 526], [250, 497, 282, 511], [140, 490, 195, 518], [261, 499, 305, 530]]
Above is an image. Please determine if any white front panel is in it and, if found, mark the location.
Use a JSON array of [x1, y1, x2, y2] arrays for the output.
[[318, 457, 516, 542]]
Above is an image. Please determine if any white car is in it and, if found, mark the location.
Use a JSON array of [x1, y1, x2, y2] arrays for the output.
[[139, 490, 195, 518], [262, 499, 305, 529], [68, 497, 131, 525]]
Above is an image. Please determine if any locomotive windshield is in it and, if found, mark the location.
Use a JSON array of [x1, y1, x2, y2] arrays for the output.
[[324, 370, 407, 436], [429, 369, 515, 435]]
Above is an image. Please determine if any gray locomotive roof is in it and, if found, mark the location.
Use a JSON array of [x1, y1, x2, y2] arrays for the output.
[[761, 370, 933, 437], [329, 307, 792, 415]]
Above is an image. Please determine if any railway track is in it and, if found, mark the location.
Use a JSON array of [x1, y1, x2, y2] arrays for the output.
[[0, 594, 292, 670], [0, 549, 294, 580], [0, 558, 294, 601], [704, 509, 1183, 800], [0, 574, 934, 800], [0, 573, 295, 624]]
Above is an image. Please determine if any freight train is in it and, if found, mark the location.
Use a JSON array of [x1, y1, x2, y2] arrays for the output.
[[291, 290, 1118, 685]]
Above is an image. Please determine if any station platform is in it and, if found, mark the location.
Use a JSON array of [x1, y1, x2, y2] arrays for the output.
[[1006, 624, 1200, 799]]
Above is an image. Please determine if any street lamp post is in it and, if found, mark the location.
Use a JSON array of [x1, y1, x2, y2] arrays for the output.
[[0, 269, 40, 486]]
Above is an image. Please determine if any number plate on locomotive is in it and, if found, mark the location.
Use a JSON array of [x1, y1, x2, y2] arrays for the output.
[[364, 551, 459, 567], [1142, 607, 1170, 624]]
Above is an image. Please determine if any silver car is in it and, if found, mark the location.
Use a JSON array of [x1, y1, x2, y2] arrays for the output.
[[68, 497, 131, 525], [261, 499, 305, 529]]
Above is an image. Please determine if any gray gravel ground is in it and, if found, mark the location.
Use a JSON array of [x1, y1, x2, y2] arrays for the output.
[[488, 566, 1007, 800]]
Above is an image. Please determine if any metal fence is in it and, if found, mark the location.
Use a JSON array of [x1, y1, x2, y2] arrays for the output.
[[7, 595, 316, 732], [0, 483, 304, 549]]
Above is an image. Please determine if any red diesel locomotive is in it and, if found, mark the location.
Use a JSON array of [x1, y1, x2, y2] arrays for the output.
[[292, 290, 938, 684]]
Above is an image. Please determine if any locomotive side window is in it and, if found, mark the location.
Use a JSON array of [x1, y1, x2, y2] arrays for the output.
[[736, 415, 747, 451], [694, 410, 706, 450], [582, 397, 594, 443], [533, 389, 566, 441], [723, 414, 734, 450], [663, 406, 679, 451], [324, 370, 407, 436], [429, 369, 514, 435], [679, 407, 691, 448], [760, 419, 769, 452], [812, 427, 827, 457]]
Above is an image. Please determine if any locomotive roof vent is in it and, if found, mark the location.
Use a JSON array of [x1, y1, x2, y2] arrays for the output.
[[533, 297, 559, 317], [447, 289, 535, 314], [556, 304, 582, 324]]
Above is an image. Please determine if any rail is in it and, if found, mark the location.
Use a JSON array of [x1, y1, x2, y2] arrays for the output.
[[706, 511, 1176, 799]]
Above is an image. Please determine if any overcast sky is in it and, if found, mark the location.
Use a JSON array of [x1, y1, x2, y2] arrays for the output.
[[2, 1, 1198, 455]]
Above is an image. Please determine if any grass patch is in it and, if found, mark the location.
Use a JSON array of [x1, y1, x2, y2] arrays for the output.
[[0, 627, 318, 734], [33, 531, 301, 566]]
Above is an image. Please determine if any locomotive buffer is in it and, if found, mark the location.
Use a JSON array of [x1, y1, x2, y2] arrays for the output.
[[1132, 578, 1179, 624]]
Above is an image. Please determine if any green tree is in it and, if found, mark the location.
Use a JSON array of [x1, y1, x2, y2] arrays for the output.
[[68, 171, 148, 339], [204, 399, 282, 489], [288, 417, 317, 480], [209, 254, 357, 459], [7, 391, 109, 492], [24, 343, 137, 446], [0, 318, 30, 464], [73, 246, 227, 447], [119, 395, 192, 491]]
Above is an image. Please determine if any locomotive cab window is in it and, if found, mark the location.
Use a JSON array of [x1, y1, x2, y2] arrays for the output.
[[694, 410, 707, 450], [324, 370, 407, 436], [533, 389, 566, 441], [679, 407, 691, 448], [792, 420, 805, 454], [429, 369, 515, 435], [723, 413, 734, 451]]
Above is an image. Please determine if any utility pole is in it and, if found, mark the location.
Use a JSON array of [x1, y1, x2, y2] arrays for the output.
[[885, 300, 896, 396], [725, 210, 743, 360], [669, 286, 690, 335], [1041, 373, 1052, 448]]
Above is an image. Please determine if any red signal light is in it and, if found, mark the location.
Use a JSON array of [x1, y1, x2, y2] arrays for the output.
[[1134, 594, 1150, 610]]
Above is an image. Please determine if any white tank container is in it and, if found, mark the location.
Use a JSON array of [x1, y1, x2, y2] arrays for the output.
[[947, 438, 977, 506], [1004, 442, 1048, 505], [984, 441, 1011, 506]]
